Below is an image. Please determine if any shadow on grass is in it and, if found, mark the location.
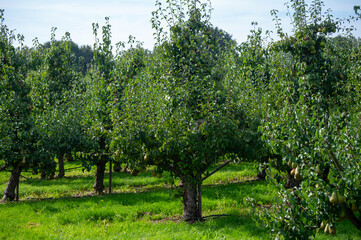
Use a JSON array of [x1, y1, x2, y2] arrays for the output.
[[4, 186, 174, 209], [21, 171, 168, 187]]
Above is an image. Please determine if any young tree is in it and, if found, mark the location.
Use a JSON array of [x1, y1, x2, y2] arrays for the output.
[[81, 17, 116, 194], [0, 10, 52, 201], [43, 40, 94, 75], [26, 30, 84, 178]]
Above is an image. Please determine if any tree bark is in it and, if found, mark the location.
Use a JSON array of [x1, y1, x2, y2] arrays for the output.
[[257, 156, 269, 180], [257, 167, 267, 180], [284, 171, 301, 189], [2, 166, 22, 202], [93, 159, 106, 194], [113, 161, 121, 172], [93, 136, 108, 194], [58, 152, 65, 178], [182, 179, 200, 221], [66, 152, 74, 162]]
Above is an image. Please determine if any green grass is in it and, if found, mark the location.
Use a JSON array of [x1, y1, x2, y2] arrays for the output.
[[0, 161, 360, 239]]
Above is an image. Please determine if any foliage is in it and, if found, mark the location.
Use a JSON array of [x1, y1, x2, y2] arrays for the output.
[[0, 10, 51, 177], [79, 17, 122, 194], [25, 29, 87, 178], [110, 0, 259, 221], [43, 40, 94, 74], [247, 0, 361, 239]]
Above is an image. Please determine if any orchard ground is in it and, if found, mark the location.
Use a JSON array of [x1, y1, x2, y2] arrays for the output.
[[0, 161, 360, 239]]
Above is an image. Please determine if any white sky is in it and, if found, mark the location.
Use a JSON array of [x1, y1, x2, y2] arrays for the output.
[[1, 0, 360, 50]]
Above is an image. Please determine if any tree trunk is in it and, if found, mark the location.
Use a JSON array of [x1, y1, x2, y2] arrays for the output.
[[94, 160, 106, 194], [58, 152, 65, 178], [66, 152, 74, 162], [93, 136, 108, 194], [257, 156, 268, 180], [113, 161, 121, 172], [284, 171, 301, 189], [182, 179, 200, 221], [2, 166, 22, 202], [257, 167, 267, 180]]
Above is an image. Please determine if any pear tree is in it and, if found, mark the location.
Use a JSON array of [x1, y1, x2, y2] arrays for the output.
[[111, 0, 256, 221]]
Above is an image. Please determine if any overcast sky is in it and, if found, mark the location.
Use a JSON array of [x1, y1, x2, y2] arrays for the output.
[[1, 0, 360, 50]]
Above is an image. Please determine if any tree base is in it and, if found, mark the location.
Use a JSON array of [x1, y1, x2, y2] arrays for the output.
[[2, 167, 22, 202]]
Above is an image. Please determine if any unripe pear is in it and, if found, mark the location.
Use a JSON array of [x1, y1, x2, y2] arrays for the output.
[[290, 168, 296, 176], [337, 194, 345, 204], [324, 223, 330, 234], [329, 191, 338, 204], [320, 220, 326, 230], [294, 167, 301, 181]]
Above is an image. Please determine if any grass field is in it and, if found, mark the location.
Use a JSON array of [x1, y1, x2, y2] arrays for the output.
[[0, 161, 360, 240]]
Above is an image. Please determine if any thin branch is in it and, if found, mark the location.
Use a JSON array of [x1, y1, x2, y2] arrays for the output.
[[323, 138, 343, 172], [0, 164, 9, 172], [19, 175, 29, 180], [202, 160, 232, 181], [345, 207, 361, 230]]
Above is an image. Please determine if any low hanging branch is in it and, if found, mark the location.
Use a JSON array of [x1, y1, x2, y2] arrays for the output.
[[77, 151, 114, 157], [19, 175, 29, 180], [0, 164, 9, 172], [201, 160, 232, 181]]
